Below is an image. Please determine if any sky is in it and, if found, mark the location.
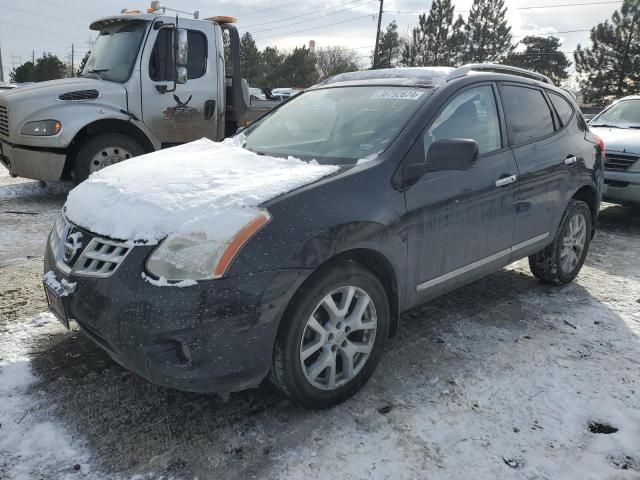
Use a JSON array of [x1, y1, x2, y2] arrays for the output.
[[0, 0, 624, 82]]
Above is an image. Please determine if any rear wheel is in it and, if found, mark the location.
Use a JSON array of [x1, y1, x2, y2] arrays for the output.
[[529, 200, 592, 284], [73, 133, 144, 183], [270, 263, 390, 409]]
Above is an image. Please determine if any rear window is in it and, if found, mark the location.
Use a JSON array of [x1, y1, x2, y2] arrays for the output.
[[549, 92, 574, 127], [501, 85, 556, 146]]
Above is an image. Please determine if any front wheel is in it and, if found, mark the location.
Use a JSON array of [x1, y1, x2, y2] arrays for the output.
[[529, 199, 592, 284], [73, 133, 144, 183], [270, 263, 390, 409]]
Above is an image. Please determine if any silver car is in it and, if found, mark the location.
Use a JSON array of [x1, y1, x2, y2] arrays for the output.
[[590, 96, 640, 207]]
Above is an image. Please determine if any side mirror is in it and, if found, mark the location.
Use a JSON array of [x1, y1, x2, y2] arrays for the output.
[[427, 139, 479, 172], [175, 28, 188, 84]]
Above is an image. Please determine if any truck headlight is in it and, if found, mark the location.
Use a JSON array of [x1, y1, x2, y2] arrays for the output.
[[20, 120, 62, 136], [145, 211, 271, 282]]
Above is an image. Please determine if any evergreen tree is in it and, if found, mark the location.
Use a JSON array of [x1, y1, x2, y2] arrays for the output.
[[279, 46, 319, 87], [401, 1, 464, 67], [260, 46, 285, 88], [316, 46, 360, 80], [505, 36, 570, 84], [10, 53, 66, 82], [574, 0, 640, 104], [373, 21, 403, 69], [240, 32, 262, 86], [462, 0, 513, 63]]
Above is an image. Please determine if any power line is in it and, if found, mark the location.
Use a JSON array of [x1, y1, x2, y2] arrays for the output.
[[0, 4, 88, 28], [234, 0, 312, 18], [386, 0, 622, 14], [254, 13, 376, 40], [244, 0, 375, 29], [0, 20, 90, 41], [31, 0, 103, 17], [249, 0, 378, 34]]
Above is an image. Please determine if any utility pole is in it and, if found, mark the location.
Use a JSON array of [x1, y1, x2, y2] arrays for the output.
[[71, 44, 74, 77], [32, 50, 35, 64], [372, 0, 384, 70]]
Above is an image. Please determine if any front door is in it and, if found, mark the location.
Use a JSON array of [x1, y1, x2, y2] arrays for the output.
[[403, 83, 518, 301], [140, 19, 218, 145]]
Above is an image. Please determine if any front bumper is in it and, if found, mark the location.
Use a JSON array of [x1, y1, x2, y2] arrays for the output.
[[604, 169, 640, 206], [44, 241, 310, 395], [0, 138, 66, 181]]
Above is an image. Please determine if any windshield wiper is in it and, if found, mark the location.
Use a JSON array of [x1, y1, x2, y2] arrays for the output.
[[84, 68, 109, 80], [590, 123, 625, 128]]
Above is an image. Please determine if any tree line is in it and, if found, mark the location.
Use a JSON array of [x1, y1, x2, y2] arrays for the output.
[[9, 0, 640, 104]]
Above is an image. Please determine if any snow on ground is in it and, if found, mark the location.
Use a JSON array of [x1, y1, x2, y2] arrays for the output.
[[0, 314, 93, 479], [273, 259, 640, 479], [65, 138, 340, 243]]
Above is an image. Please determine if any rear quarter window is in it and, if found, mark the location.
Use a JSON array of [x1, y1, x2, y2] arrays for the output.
[[501, 85, 556, 146], [549, 92, 574, 127]]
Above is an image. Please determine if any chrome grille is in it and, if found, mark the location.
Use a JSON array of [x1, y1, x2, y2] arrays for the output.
[[73, 237, 132, 278], [605, 152, 639, 171], [0, 105, 8, 137]]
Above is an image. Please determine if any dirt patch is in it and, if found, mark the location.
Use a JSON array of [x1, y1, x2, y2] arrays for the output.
[[588, 422, 618, 434], [0, 259, 47, 327]]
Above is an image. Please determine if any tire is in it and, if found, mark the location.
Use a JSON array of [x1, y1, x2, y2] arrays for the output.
[[529, 200, 592, 284], [270, 262, 390, 409], [73, 133, 144, 183]]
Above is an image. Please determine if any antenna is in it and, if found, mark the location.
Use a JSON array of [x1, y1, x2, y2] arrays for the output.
[[149, 2, 199, 19]]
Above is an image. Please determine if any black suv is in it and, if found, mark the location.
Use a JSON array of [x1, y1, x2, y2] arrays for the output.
[[44, 64, 603, 409]]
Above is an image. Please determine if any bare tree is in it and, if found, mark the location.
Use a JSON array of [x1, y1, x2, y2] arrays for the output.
[[315, 46, 361, 81]]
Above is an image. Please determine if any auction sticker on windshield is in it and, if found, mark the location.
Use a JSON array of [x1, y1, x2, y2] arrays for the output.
[[371, 90, 424, 100]]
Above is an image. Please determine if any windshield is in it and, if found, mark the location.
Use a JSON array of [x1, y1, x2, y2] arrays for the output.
[[243, 86, 429, 164], [591, 99, 640, 128], [82, 21, 147, 83]]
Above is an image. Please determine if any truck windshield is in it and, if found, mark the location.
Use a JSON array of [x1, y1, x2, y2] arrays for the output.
[[591, 99, 640, 128], [243, 86, 430, 164], [82, 21, 147, 83]]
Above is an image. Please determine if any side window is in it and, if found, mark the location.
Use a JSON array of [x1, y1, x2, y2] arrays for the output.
[[149, 30, 207, 81], [549, 92, 574, 127], [424, 85, 502, 157], [501, 85, 555, 145]]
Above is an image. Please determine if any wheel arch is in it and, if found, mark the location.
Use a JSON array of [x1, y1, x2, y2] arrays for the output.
[[284, 248, 401, 338], [64, 119, 156, 178]]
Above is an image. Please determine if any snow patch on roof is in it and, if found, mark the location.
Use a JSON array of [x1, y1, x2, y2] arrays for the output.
[[64, 138, 339, 243]]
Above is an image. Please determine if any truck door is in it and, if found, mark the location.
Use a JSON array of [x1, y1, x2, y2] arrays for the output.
[[140, 19, 218, 145]]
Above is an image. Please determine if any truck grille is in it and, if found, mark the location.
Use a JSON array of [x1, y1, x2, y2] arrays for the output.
[[0, 105, 8, 137], [604, 152, 639, 171], [73, 237, 132, 278]]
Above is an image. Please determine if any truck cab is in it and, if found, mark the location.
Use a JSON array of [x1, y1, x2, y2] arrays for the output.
[[0, 9, 268, 182]]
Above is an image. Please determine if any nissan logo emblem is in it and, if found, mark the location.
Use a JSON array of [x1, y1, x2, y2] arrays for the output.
[[63, 231, 84, 264]]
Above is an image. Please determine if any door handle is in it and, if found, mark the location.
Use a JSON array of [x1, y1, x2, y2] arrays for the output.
[[565, 156, 578, 166], [495, 174, 517, 187]]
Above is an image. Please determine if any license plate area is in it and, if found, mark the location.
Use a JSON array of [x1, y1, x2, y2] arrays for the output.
[[43, 274, 75, 329]]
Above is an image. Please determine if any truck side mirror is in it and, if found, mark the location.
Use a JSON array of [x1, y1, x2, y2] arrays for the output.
[[175, 28, 188, 85]]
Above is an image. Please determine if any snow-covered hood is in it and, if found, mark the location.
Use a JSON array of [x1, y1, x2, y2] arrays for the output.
[[64, 138, 340, 243], [590, 127, 640, 155]]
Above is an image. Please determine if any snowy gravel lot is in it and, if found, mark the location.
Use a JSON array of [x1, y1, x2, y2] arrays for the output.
[[1, 167, 639, 480]]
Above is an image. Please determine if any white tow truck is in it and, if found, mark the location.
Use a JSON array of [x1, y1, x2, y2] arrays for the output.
[[0, 4, 275, 182]]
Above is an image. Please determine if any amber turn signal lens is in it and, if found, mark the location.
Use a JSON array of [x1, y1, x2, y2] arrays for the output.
[[213, 213, 271, 277]]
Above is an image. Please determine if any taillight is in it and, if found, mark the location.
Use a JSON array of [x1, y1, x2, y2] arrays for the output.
[[594, 134, 605, 158]]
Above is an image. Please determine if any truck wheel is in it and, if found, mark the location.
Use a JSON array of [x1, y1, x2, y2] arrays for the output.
[[528, 200, 592, 284], [270, 263, 390, 409], [73, 133, 144, 182]]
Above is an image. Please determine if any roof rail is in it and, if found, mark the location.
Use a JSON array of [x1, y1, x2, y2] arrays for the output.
[[446, 63, 554, 85]]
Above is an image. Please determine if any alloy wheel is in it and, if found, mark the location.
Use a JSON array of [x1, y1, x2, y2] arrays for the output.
[[560, 212, 587, 274], [299, 286, 377, 390]]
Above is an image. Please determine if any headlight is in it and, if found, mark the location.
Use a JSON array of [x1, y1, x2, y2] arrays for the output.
[[48, 213, 67, 254], [145, 211, 271, 282], [20, 120, 62, 136]]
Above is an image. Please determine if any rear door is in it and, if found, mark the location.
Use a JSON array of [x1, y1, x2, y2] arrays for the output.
[[140, 19, 218, 145], [403, 83, 518, 299], [499, 83, 579, 249]]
